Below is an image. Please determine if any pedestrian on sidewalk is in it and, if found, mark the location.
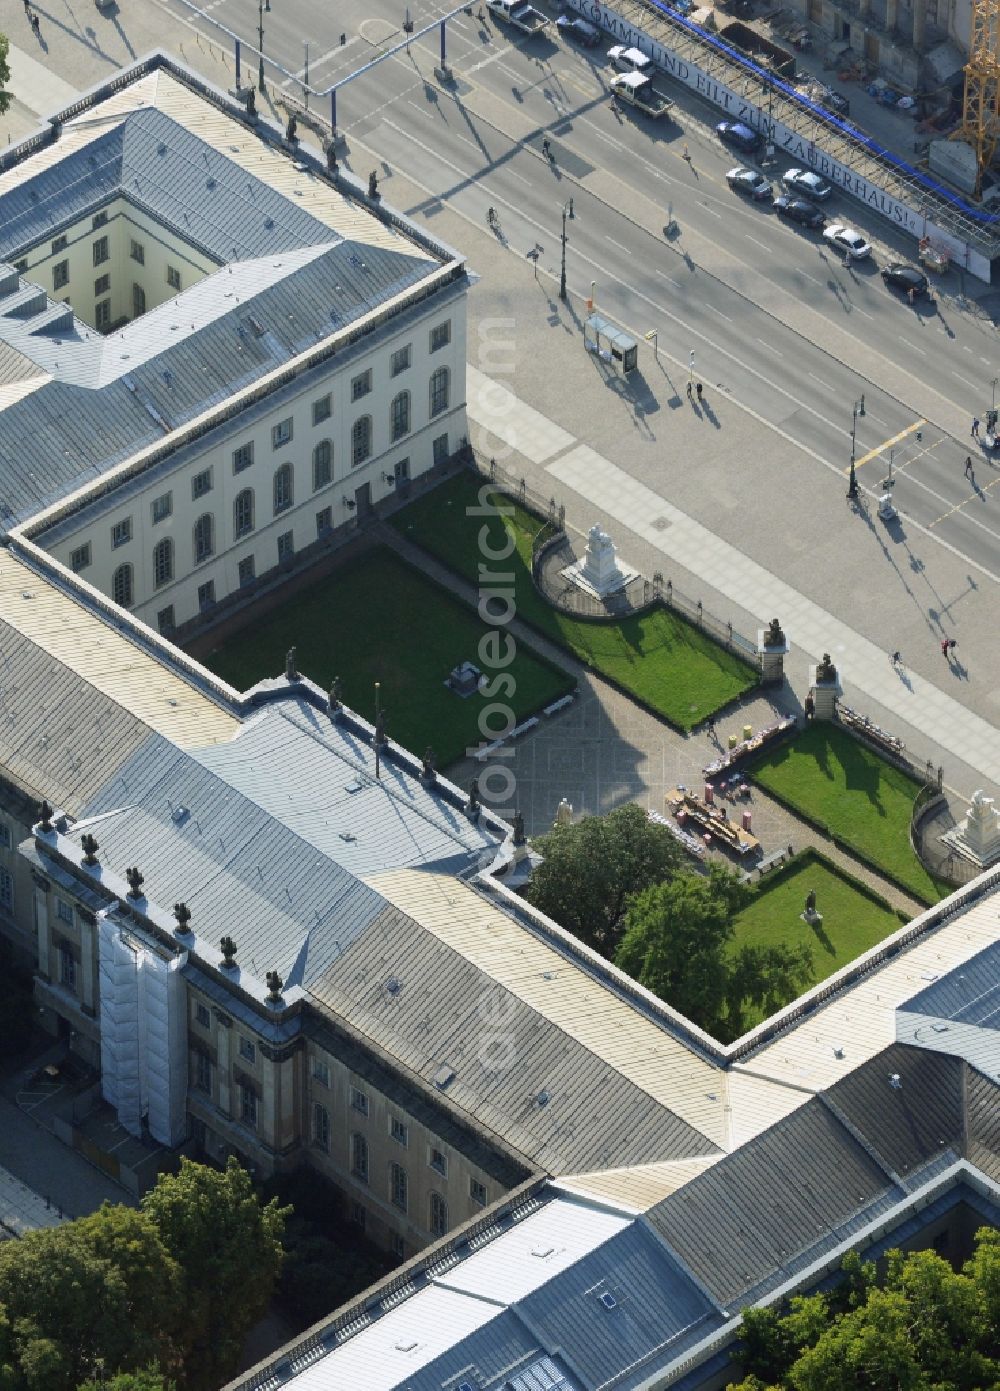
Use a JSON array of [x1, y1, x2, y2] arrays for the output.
[[965, 455, 974, 478], [890, 650, 902, 667], [949, 638, 957, 655], [29, 9, 39, 33], [682, 144, 691, 162], [686, 381, 693, 399], [695, 382, 703, 402], [972, 417, 980, 438], [941, 637, 951, 659], [706, 715, 716, 742], [804, 693, 815, 721]]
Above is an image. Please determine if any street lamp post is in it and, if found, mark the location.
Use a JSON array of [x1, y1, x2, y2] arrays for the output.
[[258, 0, 265, 93], [992, 376, 998, 411], [847, 394, 865, 500], [559, 198, 574, 302]]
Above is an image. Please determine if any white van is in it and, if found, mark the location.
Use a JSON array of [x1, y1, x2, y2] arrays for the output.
[[607, 45, 652, 73]]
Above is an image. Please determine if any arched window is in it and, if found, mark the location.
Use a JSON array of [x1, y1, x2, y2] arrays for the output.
[[390, 390, 411, 443], [193, 513, 214, 565], [351, 1133, 369, 1184], [351, 415, 372, 467], [429, 366, 450, 418], [111, 563, 133, 608], [152, 538, 173, 589], [429, 1192, 448, 1237], [273, 462, 293, 515], [312, 439, 333, 491], [233, 488, 255, 540]]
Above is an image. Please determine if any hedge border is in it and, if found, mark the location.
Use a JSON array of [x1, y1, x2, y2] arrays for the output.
[[751, 846, 909, 923]]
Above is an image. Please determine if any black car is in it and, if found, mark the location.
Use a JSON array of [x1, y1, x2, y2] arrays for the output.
[[554, 14, 602, 45], [773, 195, 826, 228], [881, 263, 929, 297], [716, 120, 763, 155]]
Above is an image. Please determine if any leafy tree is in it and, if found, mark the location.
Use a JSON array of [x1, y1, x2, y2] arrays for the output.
[[142, 1158, 289, 1391], [526, 803, 682, 955], [77, 1368, 173, 1391], [0, 36, 10, 118]]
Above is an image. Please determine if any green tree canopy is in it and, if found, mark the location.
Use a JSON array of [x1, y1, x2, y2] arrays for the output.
[[77, 1368, 173, 1391], [142, 1157, 289, 1391], [0, 36, 10, 118], [526, 803, 682, 955]]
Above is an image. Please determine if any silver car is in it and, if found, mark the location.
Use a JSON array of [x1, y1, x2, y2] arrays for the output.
[[782, 168, 833, 201]]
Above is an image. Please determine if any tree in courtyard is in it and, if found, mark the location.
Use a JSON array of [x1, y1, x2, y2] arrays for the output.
[[0, 37, 10, 117], [527, 803, 682, 955], [77, 1368, 174, 1391], [142, 1158, 289, 1391], [615, 864, 813, 1039]]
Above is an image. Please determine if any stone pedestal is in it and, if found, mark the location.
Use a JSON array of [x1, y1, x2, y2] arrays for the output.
[[757, 626, 789, 686], [563, 524, 637, 599], [800, 909, 824, 927], [808, 655, 841, 721], [942, 789, 1000, 868]]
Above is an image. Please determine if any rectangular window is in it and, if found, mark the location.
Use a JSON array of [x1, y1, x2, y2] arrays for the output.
[[93, 236, 109, 267], [111, 518, 132, 549], [195, 1003, 210, 1028], [53, 260, 69, 290], [316, 507, 332, 537], [351, 1202, 367, 1231], [52, 235, 67, 255], [391, 344, 411, 377], [312, 394, 332, 425], [194, 1050, 212, 1094], [240, 1085, 258, 1130], [56, 898, 74, 924], [197, 580, 216, 612], [95, 299, 112, 331], [351, 369, 372, 402], [313, 1103, 330, 1152], [390, 1162, 408, 1213], [94, 273, 110, 296], [152, 492, 172, 524], [157, 606, 175, 634], [238, 1036, 256, 1064], [312, 440, 333, 491], [277, 531, 294, 564], [0, 823, 10, 849], [70, 543, 92, 573], [233, 442, 254, 474], [391, 1233, 405, 1259], [271, 418, 293, 449], [92, 211, 108, 229], [430, 321, 451, 352], [350, 1086, 369, 1116], [0, 867, 12, 913], [312, 1059, 330, 1087], [238, 555, 255, 588], [13, 260, 27, 274], [59, 945, 76, 991], [432, 434, 449, 468], [430, 1147, 448, 1176], [470, 1178, 487, 1207], [167, 265, 181, 291], [390, 1117, 408, 1148], [351, 1133, 369, 1183], [191, 468, 213, 499], [130, 239, 145, 265]]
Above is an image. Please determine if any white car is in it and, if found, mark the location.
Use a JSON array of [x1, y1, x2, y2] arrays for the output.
[[781, 167, 833, 201], [607, 44, 651, 73], [824, 223, 871, 260]]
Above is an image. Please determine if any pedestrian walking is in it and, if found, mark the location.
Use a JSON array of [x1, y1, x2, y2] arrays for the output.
[[686, 381, 693, 399], [890, 650, 902, 667], [965, 455, 974, 478], [972, 417, 980, 438], [941, 637, 951, 659], [695, 382, 703, 402], [707, 716, 716, 742], [29, 9, 39, 33], [804, 694, 815, 721], [682, 144, 691, 162]]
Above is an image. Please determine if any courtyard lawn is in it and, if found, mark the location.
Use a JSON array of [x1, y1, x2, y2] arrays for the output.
[[748, 722, 946, 905], [201, 547, 573, 768], [393, 473, 757, 731], [728, 849, 904, 1031]]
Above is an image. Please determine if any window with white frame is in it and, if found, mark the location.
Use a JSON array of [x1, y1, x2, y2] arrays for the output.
[[350, 1086, 369, 1116], [167, 265, 182, 291], [312, 393, 332, 425], [430, 321, 451, 352], [53, 260, 69, 290], [429, 1147, 447, 1176], [70, 543, 91, 573], [432, 433, 449, 468], [238, 555, 255, 587], [312, 1059, 330, 1087], [93, 212, 108, 229], [95, 274, 110, 297], [351, 415, 372, 467], [390, 1117, 408, 1148], [470, 1178, 487, 1207], [239, 1084, 258, 1129], [0, 867, 12, 913], [351, 369, 372, 402], [194, 1050, 212, 1093], [52, 235, 67, 255], [316, 506, 332, 537], [390, 391, 410, 443], [191, 467, 213, 500], [95, 300, 112, 331], [390, 344, 411, 377], [351, 1132, 369, 1182], [313, 1103, 330, 1152], [273, 463, 293, 515], [111, 518, 132, 549], [233, 488, 255, 539], [238, 1036, 256, 1064], [277, 531, 294, 564], [153, 537, 173, 588], [390, 1163, 408, 1213], [429, 366, 450, 417], [93, 236, 109, 267], [233, 442, 254, 474], [152, 492, 172, 524], [312, 440, 332, 491], [130, 239, 145, 265], [430, 1192, 448, 1237], [193, 513, 214, 564], [111, 563, 133, 609], [197, 580, 216, 612], [271, 418, 293, 449]]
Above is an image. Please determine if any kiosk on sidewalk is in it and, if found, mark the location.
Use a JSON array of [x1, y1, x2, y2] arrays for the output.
[[584, 314, 638, 378]]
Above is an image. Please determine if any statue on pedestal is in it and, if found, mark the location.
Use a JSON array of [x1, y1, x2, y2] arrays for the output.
[[765, 617, 785, 647], [328, 677, 342, 713], [816, 653, 837, 683], [554, 797, 573, 828]]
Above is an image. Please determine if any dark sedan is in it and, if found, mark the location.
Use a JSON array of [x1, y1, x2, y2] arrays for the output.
[[716, 121, 763, 155], [773, 195, 826, 228], [882, 263, 929, 297]]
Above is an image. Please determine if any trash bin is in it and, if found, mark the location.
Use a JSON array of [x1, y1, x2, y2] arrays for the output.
[[743, 725, 752, 741], [728, 734, 737, 750], [742, 810, 752, 832], [704, 784, 714, 805]]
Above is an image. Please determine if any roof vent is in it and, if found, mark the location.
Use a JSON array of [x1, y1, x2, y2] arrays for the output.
[[338, 831, 356, 842], [170, 805, 190, 825], [247, 314, 266, 337], [889, 1073, 902, 1090], [833, 1043, 845, 1058], [531, 1246, 555, 1259], [264, 217, 274, 229], [206, 176, 217, 190], [344, 780, 363, 795], [393, 1340, 418, 1353], [599, 1292, 618, 1310], [433, 1065, 455, 1090], [535, 1089, 550, 1108], [157, 142, 167, 155], [386, 976, 402, 997]]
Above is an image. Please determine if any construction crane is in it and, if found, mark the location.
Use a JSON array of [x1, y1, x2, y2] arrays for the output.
[[953, 0, 1000, 194]]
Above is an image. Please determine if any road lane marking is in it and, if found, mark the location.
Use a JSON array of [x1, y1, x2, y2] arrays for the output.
[[851, 419, 926, 471], [757, 338, 781, 355], [952, 370, 979, 391]]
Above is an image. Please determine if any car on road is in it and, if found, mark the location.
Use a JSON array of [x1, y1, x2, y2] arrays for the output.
[[881, 263, 929, 297], [726, 166, 772, 199], [781, 167, 832, 201], [555, 14, 601, 45], [608, 44, 652, 73], [824, 223, 871, 260], [716, 120, 763, 154], [773, 195, 826, 228]]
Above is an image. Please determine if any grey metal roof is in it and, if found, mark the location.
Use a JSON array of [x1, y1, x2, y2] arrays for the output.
[[902, 940, 1000, 1031]]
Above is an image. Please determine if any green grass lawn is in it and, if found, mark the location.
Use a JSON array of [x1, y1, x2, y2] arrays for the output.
[[200, 547, 573, 768], [729, 849, 904, 1030], [392, 473, 757, 731], [748, 722, 946, 904]]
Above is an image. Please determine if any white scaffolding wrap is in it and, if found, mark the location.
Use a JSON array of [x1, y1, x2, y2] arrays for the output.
[[98, 916, 189, 1146]]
